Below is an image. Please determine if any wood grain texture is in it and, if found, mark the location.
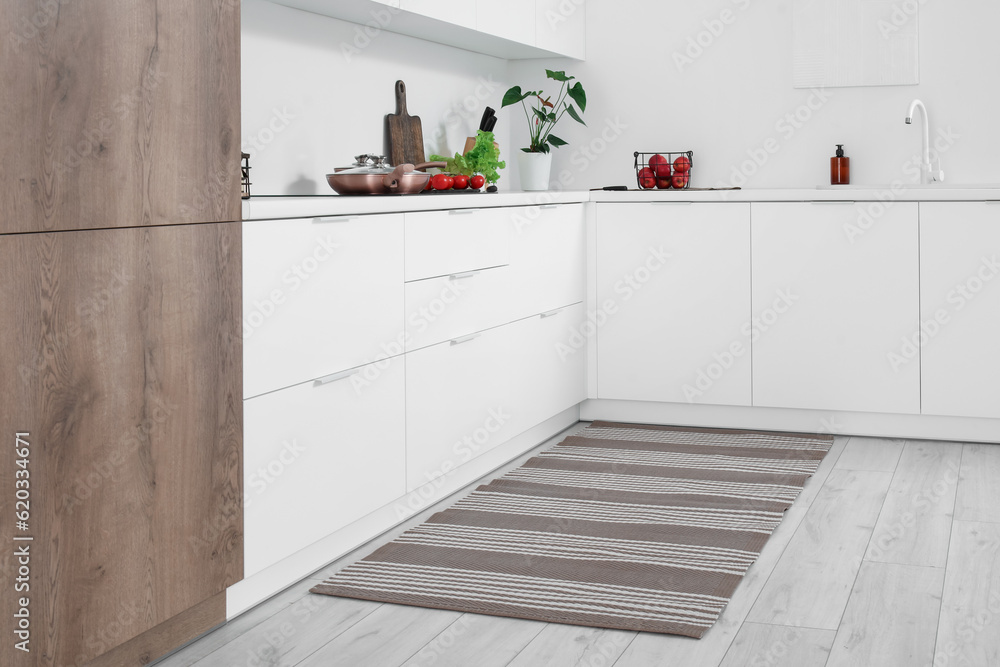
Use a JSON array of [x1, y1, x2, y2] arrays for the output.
[[747, 469, 892, 629], [86, 592, 226, 667], [834, 436, 904, 472], [385, 81, 426, 167], [865, 440, 961, 567], [0, 222, 243, 666], [194, 594, 381, 667], [826, 562, 944, 667], [718, 623, 835, 667], [403, 613, 546, 667], [505, 624, 634, 667], [955, 444, 1000, 523], [0, 0, 241, 233], [935, 521, 1000, 667], [297, 604, 462, 667]]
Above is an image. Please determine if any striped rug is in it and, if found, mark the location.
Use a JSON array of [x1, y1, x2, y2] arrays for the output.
[[311, 421, 833, 638]]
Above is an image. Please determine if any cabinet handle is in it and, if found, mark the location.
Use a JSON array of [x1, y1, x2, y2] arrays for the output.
[[448, 209, 476, 215], [540, 308, 564, 318], [314, 368, 360, 385], [651, 201, 692, 205], [449, 333, 482, 346], [986, 200, 1000, 205], [539, 205, 558, 209], [313, 216, 357, 223], [448, 271, 479, 280]]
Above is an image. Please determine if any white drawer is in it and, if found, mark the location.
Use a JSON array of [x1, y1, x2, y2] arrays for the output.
[[243, 214, 404, 398], [508, 204, 586, 319], [404, 208, 511, 281], [243, 357, 406, 577], [405, 325, 517, 491], [403, 266, 514, 351]]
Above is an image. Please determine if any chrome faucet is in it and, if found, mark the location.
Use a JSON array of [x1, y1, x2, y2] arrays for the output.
[[905, 99, 944, 184]]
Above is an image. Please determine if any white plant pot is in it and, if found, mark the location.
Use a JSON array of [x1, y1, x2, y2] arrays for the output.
[[517, 151, 553, 191]]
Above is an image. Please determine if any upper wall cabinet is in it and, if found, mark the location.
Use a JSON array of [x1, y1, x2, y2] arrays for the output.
[[0, 0, 242, 233], [267, 0, 586, 60]]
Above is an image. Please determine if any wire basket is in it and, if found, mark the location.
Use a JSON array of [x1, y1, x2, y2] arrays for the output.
[[634, 151, 693, 190]]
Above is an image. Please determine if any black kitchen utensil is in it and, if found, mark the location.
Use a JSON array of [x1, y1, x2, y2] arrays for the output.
[[479, 107, 495, 132], [485, 115, 497, 132]]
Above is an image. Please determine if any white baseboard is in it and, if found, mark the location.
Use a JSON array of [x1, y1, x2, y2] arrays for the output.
[[226, 406, 581, 618], [581, 399, 1000, 443]]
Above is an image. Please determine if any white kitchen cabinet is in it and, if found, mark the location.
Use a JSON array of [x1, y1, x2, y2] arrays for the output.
[[243, 358, 406, 577], [476, 0, 535, 45], [405, 325, 516, 491], [243, 214, 404, 398], [509, 203, 586, 320], [596, 203, 752, 406], [404, 265, 514, 352], [920, 202, 1000, 418], [399, 0, 476, 29], [508, 303, 587, 434], [751, 202, 920, 414], [536, 0, 586, 60], [404, 208, 510, 282]]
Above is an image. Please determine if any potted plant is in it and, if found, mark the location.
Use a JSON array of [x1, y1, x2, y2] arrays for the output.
[[502, 69, 587, 191]]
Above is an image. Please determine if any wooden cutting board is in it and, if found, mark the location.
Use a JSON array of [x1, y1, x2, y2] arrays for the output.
[[385, 80, 425, 167]]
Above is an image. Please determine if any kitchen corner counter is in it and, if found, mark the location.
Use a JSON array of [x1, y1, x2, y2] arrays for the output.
[[242, 190, 591, 221]]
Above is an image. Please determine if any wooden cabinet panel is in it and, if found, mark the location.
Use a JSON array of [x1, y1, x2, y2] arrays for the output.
[[751, 202, 920, 414], [0, 223, 243, 666], [920, 202, 1000, 418], [596, 203, 752, 406], [0, 0, 241, 233]]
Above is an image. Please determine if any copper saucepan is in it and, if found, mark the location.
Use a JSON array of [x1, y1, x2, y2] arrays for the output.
[[326, 154, 446, 195]]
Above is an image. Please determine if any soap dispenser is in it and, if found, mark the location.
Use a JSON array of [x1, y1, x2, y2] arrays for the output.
[[831, 144, 850, 185]]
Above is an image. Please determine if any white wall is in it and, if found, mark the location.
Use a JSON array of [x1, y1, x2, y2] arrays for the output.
[[242, 0, 513, 195], [509, 0, 1000, 190]]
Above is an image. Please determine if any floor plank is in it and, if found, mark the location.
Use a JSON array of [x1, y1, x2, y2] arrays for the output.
[[954, 444, 1000, 523], [826, 562, 944, 667], [612, 438, 848, 666], [156, 579, 316, 666], [934, 520, 1000, 667], [192, 594, 381, 666], [718, 623, 835, 667], [506, 624, 635, 667], [296, 604, 463, 667], [746, 469, 893, 629], [865, 440, 961, 567], [834, 436, 905, 472], [401, 613, 546, 667]]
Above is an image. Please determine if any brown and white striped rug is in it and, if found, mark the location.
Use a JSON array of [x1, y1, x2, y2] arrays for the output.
[[311, 421, 833, 638]]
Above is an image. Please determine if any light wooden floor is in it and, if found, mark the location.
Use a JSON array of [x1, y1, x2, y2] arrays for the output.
[[155, 424, 1000, 667]]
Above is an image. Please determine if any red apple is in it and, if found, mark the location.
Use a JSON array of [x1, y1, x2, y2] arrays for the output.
[[673, 155, 691, 173], [648, 154, 671, 178], [672, 172, 690, 189], [638, 167, 656, 189], [656, 178, 672, 189]]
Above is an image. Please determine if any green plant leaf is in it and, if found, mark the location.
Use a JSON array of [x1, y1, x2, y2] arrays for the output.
[[532, 106, 549, 122], [547, 134, 568, 147], [567, 82, 587, 113], [545, 69, 574, 82], [501, 86, 531, 108], [566, 104, 586, 126]]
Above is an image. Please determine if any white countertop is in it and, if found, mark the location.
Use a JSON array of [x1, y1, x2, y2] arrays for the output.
[[242, 185, 1000, 220]]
